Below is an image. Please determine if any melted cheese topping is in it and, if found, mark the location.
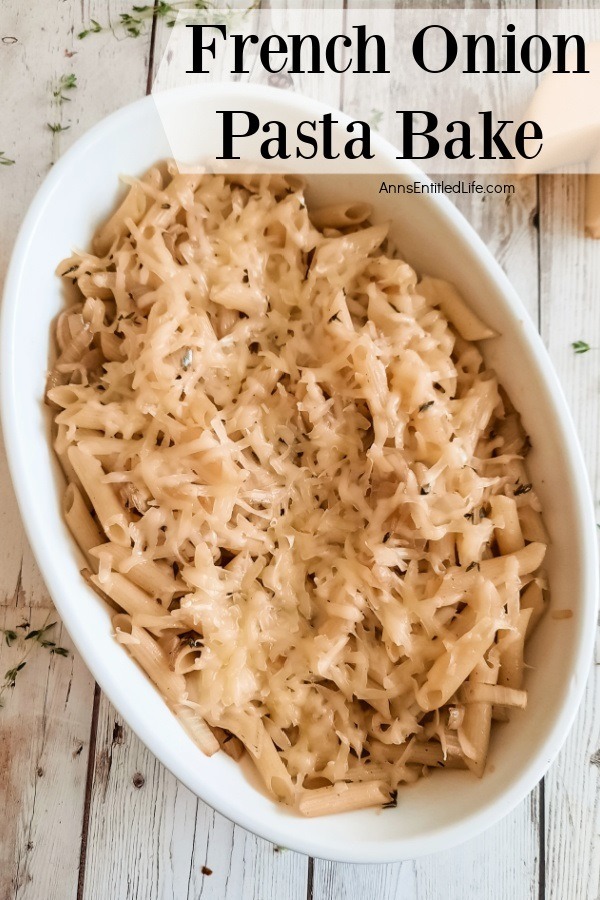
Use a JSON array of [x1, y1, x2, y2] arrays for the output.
[[48, 165, 547, 809]]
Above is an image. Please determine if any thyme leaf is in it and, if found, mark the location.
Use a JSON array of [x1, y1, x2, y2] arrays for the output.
[[53, 73, 77, 103], [572, 340, 590, 354], [25, 622, 56, 642], [0, 613, 69, 710], [78, 19, 103, 39], [0, 151, 15, 166], [5, 661, 26, 688], [78, 1, 255, 40]]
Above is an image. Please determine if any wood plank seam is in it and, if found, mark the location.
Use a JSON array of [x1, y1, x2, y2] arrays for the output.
[[76, 684, 101, 900]]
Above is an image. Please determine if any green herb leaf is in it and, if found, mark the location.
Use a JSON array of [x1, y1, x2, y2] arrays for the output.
[[156, 1, 175, 16], [77, 1, 255, 41], [3, 630, 17, 647], [78, 19, 103, 39], [572, 340, 591, 354], [0, 151, 15, 166], [48, 123, 70, 134], [5, 661, 26, 687], [53, 74, 77, 102], [25, 622, 56, 642], [50, 647, 69, 657]]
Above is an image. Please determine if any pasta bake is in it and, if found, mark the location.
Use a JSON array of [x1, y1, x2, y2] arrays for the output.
[[46, 163, 548, 816]]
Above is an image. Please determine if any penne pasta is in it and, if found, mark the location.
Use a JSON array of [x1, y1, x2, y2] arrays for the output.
[[417, 276, 496, 341], [113, 615, 186, 705], [90, 542, 183, 602], [521, 581, 547, 637], [67, 445, 130, 546], [92, 571, 169, 623], [490, 495, 525, 555], [309, 201, 372, 230], [298, 781, 391, 817], [218, 710, 295, 804], [460, 682, 527, 709], [518, 505, 550, 544], [416, 617, 498, 712], [458, 659, 499, 777], [63, 483, 104, 569], [174, 703, 220, 756], [497, 607, 532, 690], [478, 542, 546, 582]]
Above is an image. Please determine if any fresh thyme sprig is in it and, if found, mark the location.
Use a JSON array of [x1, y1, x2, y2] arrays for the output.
[[53, 73, 77, 103], [48, 73, 76, 149], [78, 1, 258, 40], [78, 19, 103, 40], [4, 662, 26, 689], [0, 151, 15, 166], [0, 616, 69, 708]]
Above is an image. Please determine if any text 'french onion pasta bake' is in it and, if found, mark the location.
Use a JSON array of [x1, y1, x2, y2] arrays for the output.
[[47, 163, 548, 817]]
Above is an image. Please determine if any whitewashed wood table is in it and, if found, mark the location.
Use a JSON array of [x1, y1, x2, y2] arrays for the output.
[[1, 1, 599, 898]]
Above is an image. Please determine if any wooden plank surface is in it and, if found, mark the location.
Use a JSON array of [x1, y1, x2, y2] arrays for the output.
[[0, 1, 598, 898], [0, 606, 94, 900], [537, 4, 600, 895]]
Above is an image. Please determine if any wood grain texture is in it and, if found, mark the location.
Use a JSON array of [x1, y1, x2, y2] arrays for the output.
[[82, 700, 310, 900], [536, 13, 600, 900], [540, 170, 600, 900], [312, 795, 540, 900], [0, 606, 94, 900]]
